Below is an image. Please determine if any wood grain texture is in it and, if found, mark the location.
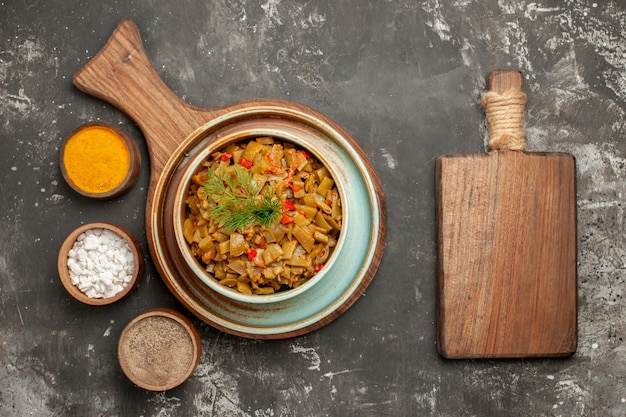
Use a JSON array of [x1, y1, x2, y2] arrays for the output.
[[487, 69, 523, 94], [436, 71, 578, 358]]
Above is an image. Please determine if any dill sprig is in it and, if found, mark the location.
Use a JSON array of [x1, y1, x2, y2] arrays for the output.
[[202, 165, 281, 232]]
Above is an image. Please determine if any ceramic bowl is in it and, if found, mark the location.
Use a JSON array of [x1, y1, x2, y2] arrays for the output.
[[172, 133, 346, 304], [57, 222, 144, 305], [118, 308, 202, 391], [60, 122, 141, 199]]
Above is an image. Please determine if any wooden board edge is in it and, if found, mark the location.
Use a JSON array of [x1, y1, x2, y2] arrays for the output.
[[434, 155, 448, 357]]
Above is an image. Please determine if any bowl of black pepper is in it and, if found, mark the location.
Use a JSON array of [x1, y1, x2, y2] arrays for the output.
[[118, 308, 202, 391]]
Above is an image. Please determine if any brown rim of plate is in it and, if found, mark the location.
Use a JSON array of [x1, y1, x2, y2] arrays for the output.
[[60, 122, 141, 200], [118, 308, 202, 391], [57, 222, 144, 305]]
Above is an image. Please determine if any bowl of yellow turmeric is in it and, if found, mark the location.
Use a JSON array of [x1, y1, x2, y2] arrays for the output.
[[60, 122, 141, 199], [172, 132, 346, 305]]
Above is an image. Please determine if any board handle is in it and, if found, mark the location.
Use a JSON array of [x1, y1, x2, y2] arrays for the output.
[[482, 70, 527, 152], [73, 19, 218, 174]]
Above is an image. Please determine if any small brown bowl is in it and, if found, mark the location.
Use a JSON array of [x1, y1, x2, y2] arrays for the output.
[[57, 222, 144, 305], [60, 122, 141, 199], [118, 308, 202, 391]]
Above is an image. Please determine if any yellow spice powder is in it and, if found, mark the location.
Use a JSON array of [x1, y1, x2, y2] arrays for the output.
[[63, 125, 130, 193]]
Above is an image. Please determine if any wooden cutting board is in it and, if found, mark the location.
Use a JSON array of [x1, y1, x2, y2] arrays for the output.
[[435, 70, 577, 358]]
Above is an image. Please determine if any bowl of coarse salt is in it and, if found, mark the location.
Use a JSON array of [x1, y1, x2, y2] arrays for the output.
[[58, 222, 144, 305]]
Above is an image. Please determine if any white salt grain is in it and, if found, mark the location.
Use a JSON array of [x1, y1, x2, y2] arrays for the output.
[[67, 228, 135, 298]]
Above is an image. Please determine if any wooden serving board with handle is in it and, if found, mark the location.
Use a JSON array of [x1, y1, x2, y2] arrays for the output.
[[436, 70, 577, 358], [72, 19, 387, 338]]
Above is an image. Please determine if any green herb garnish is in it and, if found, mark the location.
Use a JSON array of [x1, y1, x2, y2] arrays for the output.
[[202, 165, 282, 231]]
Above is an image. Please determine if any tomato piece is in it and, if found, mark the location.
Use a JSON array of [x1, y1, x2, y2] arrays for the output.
[[280, 214, 295, 225], [240, 157, 253, 169], [282, 200, 296, 211]]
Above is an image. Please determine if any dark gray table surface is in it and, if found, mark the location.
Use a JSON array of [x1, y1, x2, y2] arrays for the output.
[[2, 1, 625, 416]]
